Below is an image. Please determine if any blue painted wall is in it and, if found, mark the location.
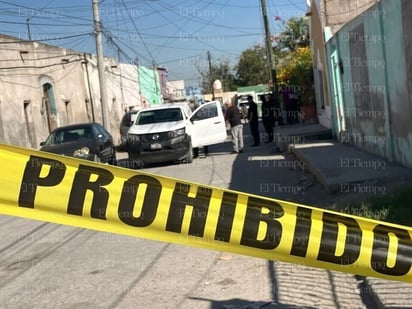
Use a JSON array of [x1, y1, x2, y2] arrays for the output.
[[325, 0, 412, 168]]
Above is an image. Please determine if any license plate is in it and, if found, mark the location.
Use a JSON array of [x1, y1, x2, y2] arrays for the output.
[[150, 143, 162, 150]]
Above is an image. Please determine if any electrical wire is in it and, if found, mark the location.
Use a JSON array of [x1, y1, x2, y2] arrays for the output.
[[0, 0, 94, 22], [0, 52, 81, 62], [0, 32, 92, 44], [117, 0, 155, 64], [0, 58, 83, 70], [0, 0, 307, 85]]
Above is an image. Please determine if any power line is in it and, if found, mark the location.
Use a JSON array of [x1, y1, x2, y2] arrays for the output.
[[103, 30, 150, 64], [0, 32, 92, 44], [0, 52, 81, 62], [118, 0, 155, 63], [0, 58, 82, 70], [0, 19, 90, 27], [0, 0, 94, 22]]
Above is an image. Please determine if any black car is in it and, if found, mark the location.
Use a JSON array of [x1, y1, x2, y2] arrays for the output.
[[40, 123, 116, 164], [119, 109, 139, 150]]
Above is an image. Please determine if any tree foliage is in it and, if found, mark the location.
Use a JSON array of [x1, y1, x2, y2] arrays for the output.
[[273, 16, 310, 52], [198, 16, 313, 95], [198, 58, 237, 94], [235, 45, 270, 86], [278, 46, 314, 105], [234, 17, 311, 88]]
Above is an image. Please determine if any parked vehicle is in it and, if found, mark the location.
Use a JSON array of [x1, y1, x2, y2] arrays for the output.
[[119, 109, 139, 150], [127, 101, 227, 166], [237, 94, 250, 120], [40, 122, 116, 164], [237, 93, 263, 118]]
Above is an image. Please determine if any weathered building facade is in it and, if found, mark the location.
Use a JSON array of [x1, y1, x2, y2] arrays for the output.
[[307, 0, 378, 129], [323, 0, 412, 168], [0, 34, 164, 148]]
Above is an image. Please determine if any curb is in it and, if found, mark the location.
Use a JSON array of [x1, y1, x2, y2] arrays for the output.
[[289, 144, 336, 193]]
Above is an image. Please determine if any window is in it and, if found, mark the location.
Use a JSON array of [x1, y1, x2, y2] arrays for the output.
[[191, 104, 218, 121]]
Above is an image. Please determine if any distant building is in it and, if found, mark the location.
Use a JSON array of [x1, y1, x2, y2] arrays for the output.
[[186, 85, 204, 105], [167, 80, 186, 101], [157, 67, 170, 102], [0, 33, 161, 148]]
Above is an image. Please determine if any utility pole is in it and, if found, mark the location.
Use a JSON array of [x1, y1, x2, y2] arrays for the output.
[[92, 0, 109, 129], [152, 60, 160, 104], [134, 57, 144, 108], [83, 53, 95, 122], [26, 18, 32, 41], [117, 49, 126, 112], [260, 0, 278, 94], [207, 51, 215, 100]]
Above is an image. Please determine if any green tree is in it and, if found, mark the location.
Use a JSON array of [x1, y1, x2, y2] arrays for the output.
[[198, 57, 237, 94], [197, 16, 311, 93], [273, 16, 310, 52], [235, 45, 270, 86], [278, 46, 314, 105], [235, 17, 309, 88]]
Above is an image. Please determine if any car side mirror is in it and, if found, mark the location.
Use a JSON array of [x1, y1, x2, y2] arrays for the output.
[[40, 141, 45, 146]]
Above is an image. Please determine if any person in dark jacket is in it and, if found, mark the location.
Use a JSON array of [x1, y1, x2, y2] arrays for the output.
[[247, 95, 260, 146], [224, 99, 244, 154], [261, 94, 275, 143]]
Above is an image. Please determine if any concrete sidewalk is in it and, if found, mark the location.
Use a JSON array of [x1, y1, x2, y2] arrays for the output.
[[272, 124, 412, 193], [292, 141, 412, 193]]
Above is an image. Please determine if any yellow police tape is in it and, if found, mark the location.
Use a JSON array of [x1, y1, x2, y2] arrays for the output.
[[0, 143, 411, 283]]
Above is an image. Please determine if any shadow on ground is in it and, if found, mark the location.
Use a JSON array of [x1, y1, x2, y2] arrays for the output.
[[188, 297, 315, 309]]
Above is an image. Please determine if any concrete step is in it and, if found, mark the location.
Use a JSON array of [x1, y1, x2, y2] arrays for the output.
[[291, 141, 412, 193]]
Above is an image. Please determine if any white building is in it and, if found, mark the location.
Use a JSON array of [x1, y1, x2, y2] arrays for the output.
[[0, 34, 143, 148]]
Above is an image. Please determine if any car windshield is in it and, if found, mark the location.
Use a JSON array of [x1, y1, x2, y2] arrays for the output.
[[44, 127, 93, 145], [136, 108, 183, 125]]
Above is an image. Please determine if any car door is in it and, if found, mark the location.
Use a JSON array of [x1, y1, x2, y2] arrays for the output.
[[188, 101, 227, 148]]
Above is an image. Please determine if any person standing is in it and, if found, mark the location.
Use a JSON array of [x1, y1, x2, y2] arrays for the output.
[[224, 99, 244, 154], [281, 86, 291, 125], [247, 95, 260, 146], [261, 94, 275, 143]]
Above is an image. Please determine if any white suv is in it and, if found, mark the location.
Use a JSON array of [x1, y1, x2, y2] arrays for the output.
[[127, 101, 227, 165]]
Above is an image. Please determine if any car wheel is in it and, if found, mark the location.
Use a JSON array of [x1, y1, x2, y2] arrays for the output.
[[108, 155, 117, 165], [93, 154, 101, 163], [193, 147, 199, 158], [109, 148, 117, 165], [183, 144, 193, 164]]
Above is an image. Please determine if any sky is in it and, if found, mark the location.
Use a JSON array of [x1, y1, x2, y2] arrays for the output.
[[0, 0, 308, 87]]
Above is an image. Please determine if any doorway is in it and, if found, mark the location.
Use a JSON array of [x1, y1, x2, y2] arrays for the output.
[[42, 82, 57, 133]]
